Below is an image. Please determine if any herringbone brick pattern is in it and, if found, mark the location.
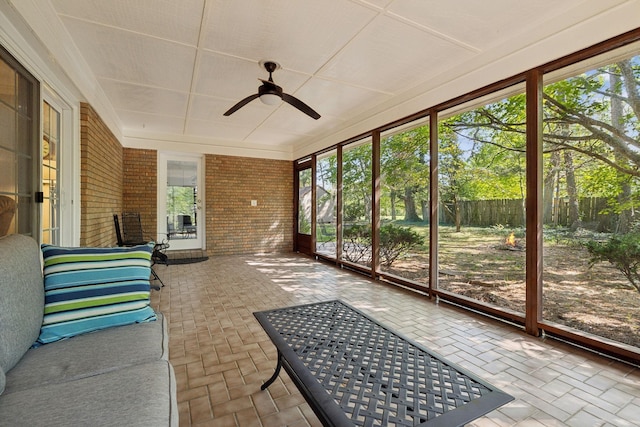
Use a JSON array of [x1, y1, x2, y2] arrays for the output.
[[150, 255, 640, 426]]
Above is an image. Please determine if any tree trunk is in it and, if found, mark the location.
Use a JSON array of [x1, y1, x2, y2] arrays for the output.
[[390, 191, 397, 221], [611, 67, 632, 233], [362, 191, 372, 222], [402, 187, 422, 222], [420, 199, 429, 224], [454, 194, 461, 232], [543, 151, 560, 224], [563, 150, 581, 230]]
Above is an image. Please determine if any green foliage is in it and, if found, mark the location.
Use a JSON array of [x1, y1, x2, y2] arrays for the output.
[[379, 224, 423, 266], [344, 204, 366, 222], [585, 233, 640, 293], [343, 143, 372, 223], [298, 212, 311, 234], [342, 224, 423, 267], [342, 224, 372, 264], [332, 55, 639, 234], [580, 165, 624, 198], [381, 125, 430, 222], [316, 223, 335, 243], [167, 186, 196, 226], [298, 168, 312, 187], [441, 93, 527, 203], [316, 154, 337, 190]]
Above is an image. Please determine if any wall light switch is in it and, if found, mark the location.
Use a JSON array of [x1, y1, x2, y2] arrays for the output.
[[251, 200, 258, 207]]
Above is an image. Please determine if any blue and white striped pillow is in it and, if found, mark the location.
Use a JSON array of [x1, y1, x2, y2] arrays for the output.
[[37, 243, 157, 345]]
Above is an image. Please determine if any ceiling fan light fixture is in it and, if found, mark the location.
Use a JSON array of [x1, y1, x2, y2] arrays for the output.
[[259, 93, 281, 105], [223, 60, 320, 120]]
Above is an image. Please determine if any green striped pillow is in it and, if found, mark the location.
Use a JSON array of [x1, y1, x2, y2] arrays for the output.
[[37, 243, 157, 345]]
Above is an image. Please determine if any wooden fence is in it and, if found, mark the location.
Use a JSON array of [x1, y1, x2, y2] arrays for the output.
[[439, 197, 614, 229]]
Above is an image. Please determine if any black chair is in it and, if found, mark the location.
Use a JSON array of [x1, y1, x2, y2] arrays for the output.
[[181, 215, 197, 238], [114, 213, 168, 288], [166, 217, 176, 240]]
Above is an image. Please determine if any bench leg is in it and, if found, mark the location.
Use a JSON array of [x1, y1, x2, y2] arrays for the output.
[[261, 350, 283, 390]]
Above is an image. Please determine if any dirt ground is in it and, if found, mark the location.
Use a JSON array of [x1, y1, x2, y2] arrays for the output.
[[382, 228, 640, 348]]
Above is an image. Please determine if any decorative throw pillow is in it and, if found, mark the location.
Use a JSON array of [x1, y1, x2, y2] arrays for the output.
[[37, 243, 157, 344]]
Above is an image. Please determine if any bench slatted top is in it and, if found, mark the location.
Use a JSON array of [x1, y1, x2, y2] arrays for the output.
[[254, 299, 513, 427]]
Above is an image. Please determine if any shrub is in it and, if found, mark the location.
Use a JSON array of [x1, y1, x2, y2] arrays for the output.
[[585, 233, 640, 293], [342, 224, 371, 264], [379, 224, 423, 267], [342, 224, 423, 267]]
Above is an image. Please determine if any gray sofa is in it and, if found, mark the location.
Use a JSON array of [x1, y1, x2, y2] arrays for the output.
[[0, 234, 178, 426]]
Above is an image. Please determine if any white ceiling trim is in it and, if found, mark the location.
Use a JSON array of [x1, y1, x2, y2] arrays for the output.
[[123, 133, 293, 161]]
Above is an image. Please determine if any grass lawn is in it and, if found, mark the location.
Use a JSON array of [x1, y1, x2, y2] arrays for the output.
[[380, 223, 639, 348]]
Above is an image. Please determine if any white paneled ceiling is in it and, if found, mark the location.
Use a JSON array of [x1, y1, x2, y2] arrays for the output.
[[9, 0, 640, 159]]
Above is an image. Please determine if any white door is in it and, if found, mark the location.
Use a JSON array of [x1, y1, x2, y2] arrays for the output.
[[158, 152, 204, 251]]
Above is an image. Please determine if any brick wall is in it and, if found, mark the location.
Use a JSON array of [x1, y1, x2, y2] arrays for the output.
[[79, 104, 293, 253], [123, 148, 157, 239], [79, 103, 122, 247], [206, 154, 293, 255]]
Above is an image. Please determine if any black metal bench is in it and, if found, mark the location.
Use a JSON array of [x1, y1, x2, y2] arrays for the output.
[[254, 300, 513, 427]]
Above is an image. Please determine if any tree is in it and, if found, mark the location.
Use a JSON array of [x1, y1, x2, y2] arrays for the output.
[[440, 93, 528, 227], [438, 125, 472, 231], [442, 55, 640, 231], [381, 125, 430, 222], [586, 233, 640, 293], [610, 65, 634, 233], [298, 168, 313, 234], [543, 59, 640, 231], [316, 154, 337, 225], [543, 60, 640, 177], [343, 143, 372, 222]]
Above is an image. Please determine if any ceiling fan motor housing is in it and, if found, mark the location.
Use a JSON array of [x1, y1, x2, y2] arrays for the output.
[[259, 81, 282, 98], [263, 61, 279, 74]]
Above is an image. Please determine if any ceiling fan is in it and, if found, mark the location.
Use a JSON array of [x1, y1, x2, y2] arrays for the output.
[[223, 61, 321, 120]]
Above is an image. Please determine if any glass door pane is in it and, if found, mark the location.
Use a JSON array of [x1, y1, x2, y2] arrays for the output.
[[316, 150, 337, 258], [42, 101, 60, 244], [296, 164, 313, 255], [158, 153, 203, 250], [0, 51, 37, 239], [298, 168, 312, 235]]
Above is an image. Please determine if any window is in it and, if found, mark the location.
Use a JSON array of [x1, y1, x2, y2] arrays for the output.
[[542, 42, 640, 348], [379, 119, 430, 284], [0, 47, 38, 238], [298, 31, 640, 362], [437, 87, 527, 314], [341, 138, 372, 270]]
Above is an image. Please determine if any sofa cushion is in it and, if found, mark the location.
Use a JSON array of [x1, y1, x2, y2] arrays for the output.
[[37, 243, 157, 345], [0, 359, 178, 426], [0, 235, 44, 373], [4, 314, 168, 394], [0, 366, 5, 395]]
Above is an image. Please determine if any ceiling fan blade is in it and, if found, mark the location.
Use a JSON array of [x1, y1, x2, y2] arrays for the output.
[[282, 93, 321, 120], [223, 93, 260, 116]]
